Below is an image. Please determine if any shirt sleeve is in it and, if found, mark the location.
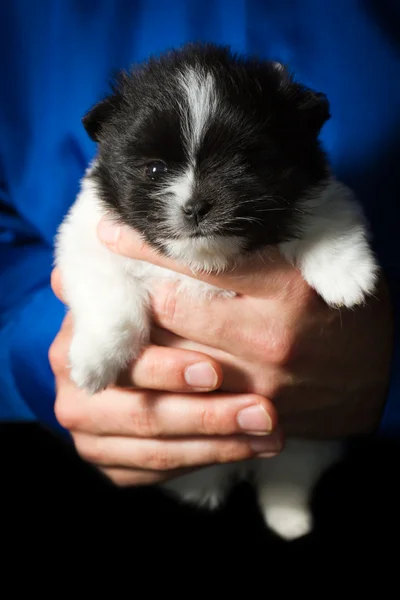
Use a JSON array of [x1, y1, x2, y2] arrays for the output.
[[0, 224, 68, 436], [0, 2, 94, 436]]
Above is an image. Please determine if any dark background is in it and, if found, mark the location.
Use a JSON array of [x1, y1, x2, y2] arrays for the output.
[[2, 422, 399, 580]]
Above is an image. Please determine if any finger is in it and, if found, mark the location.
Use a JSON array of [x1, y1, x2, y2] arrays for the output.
[[97, 217, 292, 295], [55, 388, 279, 438], [149, 282, 272, 359], [49, 306, 223, 392], [48, 312, 73, 378], [151, 326, 293, 397], [98, 466, 192, 486], [117, 345, 223, 392], [73, 430, 284, 470], [51, 268, 65, 303]]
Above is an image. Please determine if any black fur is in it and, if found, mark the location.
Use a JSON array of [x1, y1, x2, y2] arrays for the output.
[[84, 43, 331, 253]]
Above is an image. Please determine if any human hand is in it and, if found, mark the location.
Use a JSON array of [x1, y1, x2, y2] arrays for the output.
[[97, 218, 394, 438], [49, 270, 281, 486]]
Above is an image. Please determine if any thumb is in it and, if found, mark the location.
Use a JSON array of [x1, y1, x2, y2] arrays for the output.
[[97, 217, 293, 296]]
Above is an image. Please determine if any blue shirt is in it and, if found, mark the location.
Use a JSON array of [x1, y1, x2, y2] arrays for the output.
[[1, 0, 399, 436]]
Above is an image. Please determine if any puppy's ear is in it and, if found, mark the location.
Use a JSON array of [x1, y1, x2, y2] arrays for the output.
[[294, 86, 330, 136], [271, 61, 288, 76], [272, 63, 330, 136], [82, 93, 122, 142]]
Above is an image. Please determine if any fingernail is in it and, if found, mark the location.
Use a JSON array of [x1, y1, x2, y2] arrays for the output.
[[237, 405, 272, 434], [249, 432, 282, 456], [98, 219, 120, 245], [184, 362, 218, 390]]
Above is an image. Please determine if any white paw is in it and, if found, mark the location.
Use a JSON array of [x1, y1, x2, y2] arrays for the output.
[[301, 244, 378, 308], [309, 263, 377, 308], [68, 331, 143, 395], [70, 357, 119, 395], [280, 182, 380, 309], [264, 505, 313, 541]]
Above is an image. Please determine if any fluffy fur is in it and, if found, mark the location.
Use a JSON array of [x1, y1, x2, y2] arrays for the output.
[[55, 44, 378, 540]]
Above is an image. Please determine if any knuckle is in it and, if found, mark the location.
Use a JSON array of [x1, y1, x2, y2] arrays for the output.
[[54, 394, 77, 430], [141, 356, 166, 389], [76, 436, 104, 464], [144, 449, 179, 471], [129, 405, 160, 437], [50, 268, 60, 295], [48, 337, 67, 375], [265, 327, 296, 366], [200, 406, 220, 436], [153, 283, 180, 328], [215, 439, 249, 464], [211, 320, 229, 345], [234, 325, 272, 362], [253, 373, 284, 400]]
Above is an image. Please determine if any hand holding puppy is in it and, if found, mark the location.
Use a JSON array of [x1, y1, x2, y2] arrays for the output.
[[50, 268, 282, 488], [96, 219, 393, 439], [50, 225, 391, 539]]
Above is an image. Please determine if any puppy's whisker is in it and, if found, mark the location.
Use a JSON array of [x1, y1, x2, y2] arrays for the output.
[[255, 207, 302, 213], [234, 216, 264, 225]]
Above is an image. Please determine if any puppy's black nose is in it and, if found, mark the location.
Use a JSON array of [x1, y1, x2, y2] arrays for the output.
[[182, 200, 211, 224]]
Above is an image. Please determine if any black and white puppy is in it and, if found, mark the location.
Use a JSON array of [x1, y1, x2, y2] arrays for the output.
[[56, 44, 378, 540]]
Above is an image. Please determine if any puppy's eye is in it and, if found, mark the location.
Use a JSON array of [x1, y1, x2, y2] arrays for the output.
[[145, 160, 168, 180]]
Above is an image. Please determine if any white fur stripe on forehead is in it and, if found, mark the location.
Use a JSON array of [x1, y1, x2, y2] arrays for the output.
[[178, 67, 218, 158]]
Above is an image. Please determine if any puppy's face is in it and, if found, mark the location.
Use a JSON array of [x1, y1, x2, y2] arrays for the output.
[[85, 44, 330, 271]]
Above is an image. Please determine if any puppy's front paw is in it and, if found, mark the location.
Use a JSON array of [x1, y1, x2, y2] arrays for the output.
[[69, 335, 122, 394], [70, 357, 119, 395], [301, 242, 379, 308], [68, 331, 144, 395]]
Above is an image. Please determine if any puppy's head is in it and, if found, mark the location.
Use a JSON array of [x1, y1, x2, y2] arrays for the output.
[[84, 44, 330, 271]]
